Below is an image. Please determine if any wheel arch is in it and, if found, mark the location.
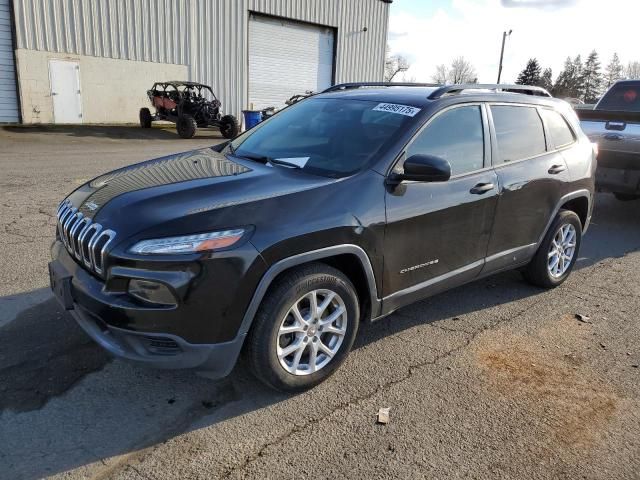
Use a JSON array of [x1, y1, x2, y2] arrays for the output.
[[237, 245, 381, 338], [536, 189, 592, 248]]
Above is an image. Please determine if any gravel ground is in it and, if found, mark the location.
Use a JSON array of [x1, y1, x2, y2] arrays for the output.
[[0, 126, 639, 480]]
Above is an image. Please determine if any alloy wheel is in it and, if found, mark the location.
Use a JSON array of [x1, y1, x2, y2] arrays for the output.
[[547, 223, 577, 278], [276, 289, 348, 376]]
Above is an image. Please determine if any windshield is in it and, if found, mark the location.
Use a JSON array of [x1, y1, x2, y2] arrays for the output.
[[228, 98, 418, 177], [597, 83, 640, 112]]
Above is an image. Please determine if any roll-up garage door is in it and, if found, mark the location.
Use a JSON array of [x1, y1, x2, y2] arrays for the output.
[[0, 0, 19, 123], [249, 14, 334, 110]]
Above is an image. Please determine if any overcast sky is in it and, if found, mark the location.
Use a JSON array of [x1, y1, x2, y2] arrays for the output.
[[388, 0, 638, 83]]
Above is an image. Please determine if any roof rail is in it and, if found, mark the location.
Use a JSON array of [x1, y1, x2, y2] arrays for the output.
[[427, 84, 552, 100], [323, 82, 439, 93]]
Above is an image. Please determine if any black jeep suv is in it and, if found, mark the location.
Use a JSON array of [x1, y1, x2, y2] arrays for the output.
[[49, 83, 596, 391]]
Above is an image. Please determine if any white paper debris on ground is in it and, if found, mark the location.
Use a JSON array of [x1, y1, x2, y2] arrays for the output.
[[377, 407, 390, 424], [575, 313, 591, 323]]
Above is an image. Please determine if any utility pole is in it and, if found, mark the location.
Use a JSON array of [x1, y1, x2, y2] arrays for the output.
[[497, 29, 512, 84]]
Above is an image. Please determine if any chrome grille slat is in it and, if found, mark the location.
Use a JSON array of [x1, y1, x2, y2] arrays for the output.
[[80, 224, 102, 267], [72, 217, 92, 259], [56, 199, 117, 277]]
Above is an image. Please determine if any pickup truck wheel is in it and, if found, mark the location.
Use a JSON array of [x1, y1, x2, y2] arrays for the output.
[[246, 263, 359, 392], [613, 192, 640, 201], [176, 114, 197, 139], [523, 210, 582, 289]]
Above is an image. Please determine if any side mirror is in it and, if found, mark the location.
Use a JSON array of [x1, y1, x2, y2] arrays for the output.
[[390, 154, 452, 183]]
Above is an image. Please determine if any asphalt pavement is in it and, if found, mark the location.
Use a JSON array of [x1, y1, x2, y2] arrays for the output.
[[0, 126, 639, 480]]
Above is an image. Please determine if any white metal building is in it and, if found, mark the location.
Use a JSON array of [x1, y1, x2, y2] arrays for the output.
[[2, 0, 391, 124]]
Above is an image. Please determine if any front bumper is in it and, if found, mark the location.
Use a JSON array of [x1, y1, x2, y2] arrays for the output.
[[49, 240, 264, 378], [69, 303, 244, 377]]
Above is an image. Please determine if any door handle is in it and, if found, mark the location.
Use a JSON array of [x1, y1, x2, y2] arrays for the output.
[[470, 182, 494, 194], [548, 164, 566, 174], [603, 133, 623, 141]]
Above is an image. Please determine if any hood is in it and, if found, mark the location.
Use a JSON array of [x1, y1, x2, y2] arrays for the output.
[[65, 147, 340, 244], [68, 148, 251, 219]]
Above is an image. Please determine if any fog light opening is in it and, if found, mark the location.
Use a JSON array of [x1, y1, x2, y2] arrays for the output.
[[128, 279, 177, 307]]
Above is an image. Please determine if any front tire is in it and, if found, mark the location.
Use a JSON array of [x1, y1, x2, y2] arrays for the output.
[[246, 263, 359, 392], [219, 114, 239, 139], [523, 210, 582, 288], [139, 108, 152, 128], [176, 114, 197, 139]]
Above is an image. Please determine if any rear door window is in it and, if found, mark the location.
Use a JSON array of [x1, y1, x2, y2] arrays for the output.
[[406, 105, 485, 176], [540, 109, 576, 148], [491, 105, 547, 163], [597, 83, 640, 112]]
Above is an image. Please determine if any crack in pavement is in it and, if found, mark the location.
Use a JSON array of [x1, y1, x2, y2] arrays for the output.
[[218, 299, 544, 479]]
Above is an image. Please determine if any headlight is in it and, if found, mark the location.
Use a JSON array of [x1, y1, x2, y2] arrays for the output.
[[129, 229, 245, 255]]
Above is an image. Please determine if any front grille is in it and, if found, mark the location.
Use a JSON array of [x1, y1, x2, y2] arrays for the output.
[[56, 199, 117, 276]]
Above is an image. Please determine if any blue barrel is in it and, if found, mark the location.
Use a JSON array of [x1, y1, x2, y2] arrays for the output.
[[242, 110, 262, 130]]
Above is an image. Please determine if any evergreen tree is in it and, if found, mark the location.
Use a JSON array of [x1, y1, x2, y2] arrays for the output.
[[553, 57, 579, 98], [581, 50, 603, 103], [572, 55, 585, 99], [539, 68, 553, 92], [605, 53, 624, 87], [516, 58, 542, 86]]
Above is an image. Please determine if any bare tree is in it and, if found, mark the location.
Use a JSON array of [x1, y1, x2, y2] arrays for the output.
[[431, 57, 477, 84], [431, 64, 449, 84], [449, 57, 477, 84], [626, 61, 640, 80], [384, 45, 410, 82]]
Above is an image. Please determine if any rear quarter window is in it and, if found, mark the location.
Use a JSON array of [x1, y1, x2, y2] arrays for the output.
[[597, 83, 640, 112], [491, 105, 547, 163], [541, 109, 576, 148]]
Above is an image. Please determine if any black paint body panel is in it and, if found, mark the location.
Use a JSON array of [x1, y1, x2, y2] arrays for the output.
[[49, 86, 595, 373]]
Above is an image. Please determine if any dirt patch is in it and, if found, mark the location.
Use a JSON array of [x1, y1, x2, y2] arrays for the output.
[[475, 316, 621, 448]]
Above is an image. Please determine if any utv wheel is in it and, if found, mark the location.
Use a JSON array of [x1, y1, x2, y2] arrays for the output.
[[176, 114, 197, 139], [246, 263, 359, 392], [613, 192, 639, 201], [219, 114, 239, 139], [139, 108, 152, 128], [523, 210, 582, 289]]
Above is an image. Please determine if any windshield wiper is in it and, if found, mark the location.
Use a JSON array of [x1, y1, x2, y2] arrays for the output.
[[232, 152, 270, 164], [268, 158, 302, 169], [233, 152, 302, 169]]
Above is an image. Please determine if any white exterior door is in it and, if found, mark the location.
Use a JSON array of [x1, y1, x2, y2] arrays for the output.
[[249, 14, 334, 110], [0, 0, 19, 123], [49, 60, 83, 123]]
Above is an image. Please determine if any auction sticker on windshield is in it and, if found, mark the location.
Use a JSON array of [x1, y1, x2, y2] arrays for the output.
[[372, 103, 421, 117]]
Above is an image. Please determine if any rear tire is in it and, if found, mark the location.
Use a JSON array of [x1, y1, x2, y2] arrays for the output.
[[522, 210, 582, 289], [246, 263, 359, 392], [139, 108, 152, 128], [176, 114, 197, 139], [219, 114, 239, 139], [613, 192, 640, 201]]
